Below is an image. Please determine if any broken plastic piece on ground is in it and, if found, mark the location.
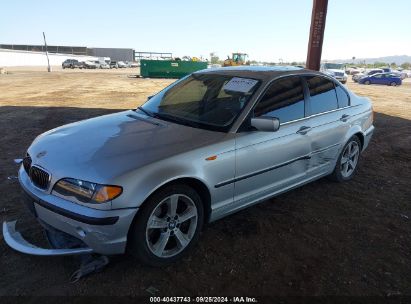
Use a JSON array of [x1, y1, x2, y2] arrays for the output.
[[70, 255, 109, 283], [2, 221, 93, 256], [14, 158, 23, 164], [41, 221, 110, 282]]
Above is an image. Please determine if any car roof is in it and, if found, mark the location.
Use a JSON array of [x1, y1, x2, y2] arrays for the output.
[[196, 65, 322, 81]]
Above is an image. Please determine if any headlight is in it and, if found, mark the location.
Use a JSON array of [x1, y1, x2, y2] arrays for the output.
[[53, 178, 122, 204]]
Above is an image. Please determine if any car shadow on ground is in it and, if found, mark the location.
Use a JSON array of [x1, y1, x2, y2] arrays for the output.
[[0, 106, 410, 296]]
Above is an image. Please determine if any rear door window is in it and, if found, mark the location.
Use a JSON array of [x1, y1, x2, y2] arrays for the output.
[[335, 84, 350, 108], [306, 76, 338, 115]]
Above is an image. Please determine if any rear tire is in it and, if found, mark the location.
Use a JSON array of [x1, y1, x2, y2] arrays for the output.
[[390, 82, 397, 86], [329, 135, 361, 182], [128, 184, 204, 267]]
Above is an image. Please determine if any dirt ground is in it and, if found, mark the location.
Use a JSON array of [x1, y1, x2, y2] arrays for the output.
[[0, 67, 410, 296]]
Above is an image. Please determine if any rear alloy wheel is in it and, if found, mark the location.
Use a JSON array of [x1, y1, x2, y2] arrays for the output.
[[390, 82, 397, 86], [329, 136, 361, 182], [128, 184, 204, 266]]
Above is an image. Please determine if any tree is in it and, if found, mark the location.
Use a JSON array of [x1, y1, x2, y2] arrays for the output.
[[373, 61, 385, 68], [400, 62, 411, 69], [210, 52, 219, 64]]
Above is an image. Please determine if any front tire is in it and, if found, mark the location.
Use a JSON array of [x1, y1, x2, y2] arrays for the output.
[[364, 80, 370, 85], [390, 81, 397, 86], [329, 136, 361, 182], [128, 184, 204, 266]]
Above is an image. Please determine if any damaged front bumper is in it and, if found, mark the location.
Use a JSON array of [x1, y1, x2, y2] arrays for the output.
[[2, 166, 138, 256], [3, 221, 93, 256]]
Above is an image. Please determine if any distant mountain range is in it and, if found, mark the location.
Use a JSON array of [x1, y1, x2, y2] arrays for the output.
[[326, 55, 411, 65]]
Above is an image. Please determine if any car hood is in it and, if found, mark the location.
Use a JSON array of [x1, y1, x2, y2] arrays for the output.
[[28, 110, 229, 182]]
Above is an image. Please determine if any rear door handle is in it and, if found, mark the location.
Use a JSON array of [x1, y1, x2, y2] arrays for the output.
[[340, 114, 350, 122], [296, 126, 312, 135]]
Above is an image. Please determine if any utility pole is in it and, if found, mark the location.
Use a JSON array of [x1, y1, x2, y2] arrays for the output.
[[43, 32, 51, 72], [306, 0, 328, 71]]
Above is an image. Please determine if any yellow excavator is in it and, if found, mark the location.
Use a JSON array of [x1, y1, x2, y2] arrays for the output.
[[223, 53, 250, 67]]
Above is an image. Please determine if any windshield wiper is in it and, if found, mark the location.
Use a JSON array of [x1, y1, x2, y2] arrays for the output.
[[154, 112, 199, 128], [136, 106, 156, 118]]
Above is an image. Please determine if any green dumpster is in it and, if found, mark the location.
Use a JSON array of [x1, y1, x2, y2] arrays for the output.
[[140, 59, 208, 79]]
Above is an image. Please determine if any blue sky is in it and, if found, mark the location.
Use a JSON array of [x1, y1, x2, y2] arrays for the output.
[[1, 0, 410, 62]]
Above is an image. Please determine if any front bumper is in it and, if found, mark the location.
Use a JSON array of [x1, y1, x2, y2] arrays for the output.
[[3, 221, 93, 256], [335, 76, 347, 82], [3, 166, 138, 256]]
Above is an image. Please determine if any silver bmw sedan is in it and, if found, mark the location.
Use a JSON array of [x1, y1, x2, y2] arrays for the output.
[[3, 66, 374, 266]]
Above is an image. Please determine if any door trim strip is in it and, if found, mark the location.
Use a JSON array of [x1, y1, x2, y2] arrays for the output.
[[214, 154, 311, 188]]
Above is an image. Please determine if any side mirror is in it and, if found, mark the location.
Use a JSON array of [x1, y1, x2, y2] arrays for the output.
[[251, 116, 280, 132]]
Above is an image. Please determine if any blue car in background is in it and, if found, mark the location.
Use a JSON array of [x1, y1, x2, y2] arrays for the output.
[[359, 73, 402, 86]]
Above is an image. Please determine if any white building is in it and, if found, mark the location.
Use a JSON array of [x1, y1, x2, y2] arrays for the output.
[[0, 48, 98, 67]]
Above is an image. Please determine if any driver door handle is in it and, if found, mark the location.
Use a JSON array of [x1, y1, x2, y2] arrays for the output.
[[340, 114, 350, 122], [296, 126, 312, 135]]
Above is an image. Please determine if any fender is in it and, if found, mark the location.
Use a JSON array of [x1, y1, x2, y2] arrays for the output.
[[111, 146, 236, 210], [343, 124, 363, 149]]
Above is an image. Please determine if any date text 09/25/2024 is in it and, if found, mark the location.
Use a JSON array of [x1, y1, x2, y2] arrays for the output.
[[150, 296, 258, 303]]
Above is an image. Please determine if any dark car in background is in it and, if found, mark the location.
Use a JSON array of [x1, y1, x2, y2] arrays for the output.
[[110, 61, 118, 69], [358, 73, 402, 86], [62, 59, 83, 69]]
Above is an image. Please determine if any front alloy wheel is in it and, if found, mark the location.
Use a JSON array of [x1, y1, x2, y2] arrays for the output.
[[129, 184, 203, 266], [146, 194, 198, 258]]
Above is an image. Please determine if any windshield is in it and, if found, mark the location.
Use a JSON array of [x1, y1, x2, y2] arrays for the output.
[[324, 63, 344, 70], [140, 73, 260, 132]]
